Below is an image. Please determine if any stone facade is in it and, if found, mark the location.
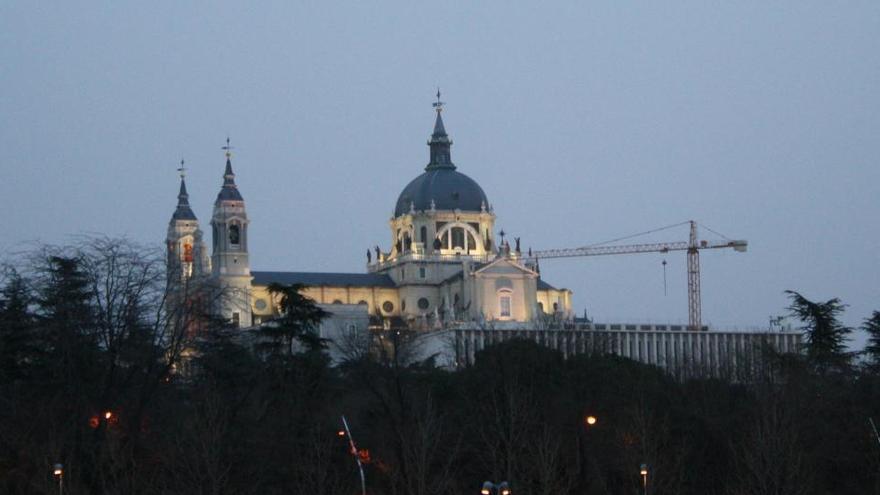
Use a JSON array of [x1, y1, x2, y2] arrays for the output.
[[166, 103, 572, 331]]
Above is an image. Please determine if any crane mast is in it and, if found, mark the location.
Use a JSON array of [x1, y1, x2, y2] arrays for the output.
[[526, 221, 747, 331]]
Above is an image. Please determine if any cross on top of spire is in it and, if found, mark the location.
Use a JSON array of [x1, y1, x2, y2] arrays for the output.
[[432, 88, 444, 113], [222, 137, 234, 158], [177, 159, 186, 179]]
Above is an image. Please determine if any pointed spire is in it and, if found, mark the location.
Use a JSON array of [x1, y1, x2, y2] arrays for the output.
[[426, 89, 455, 171], [172, 159, 197, 220], [216, 138, 244, 203]]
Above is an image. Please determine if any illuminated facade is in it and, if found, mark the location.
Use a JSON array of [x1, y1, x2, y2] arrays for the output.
[[166, 102, 572, 331]]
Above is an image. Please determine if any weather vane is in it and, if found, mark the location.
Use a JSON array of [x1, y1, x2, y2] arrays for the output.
[[177, 158, 186, 179], [222, 137, 234, 158], [432, 88, 444, 113]]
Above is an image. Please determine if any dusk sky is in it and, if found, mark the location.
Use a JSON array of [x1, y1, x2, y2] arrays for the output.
[[2, 2, 877, 344]]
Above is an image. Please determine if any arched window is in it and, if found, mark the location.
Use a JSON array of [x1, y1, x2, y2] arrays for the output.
[[229, 224, 240, 246], [451, 227, 465, 249], [466, 231, 476, 253], [498, 289, 512, 318], [420, 226, 427, 243]]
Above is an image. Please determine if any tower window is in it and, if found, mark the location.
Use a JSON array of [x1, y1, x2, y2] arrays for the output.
[[183, 243, 193, 262], [232, 312, 240, 327], [382, 301, 394, 313], [229, 224, 240, 245], [419, 267, 426, 278], [420, 226, 427, 243], [418, 297, 429, 310]]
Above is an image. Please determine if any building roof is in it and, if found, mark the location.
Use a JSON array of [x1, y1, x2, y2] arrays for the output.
[[252, 271, 396, 288], [394, 168, 488, 217], [393, 105, 489, 217], [216, 157, 244, 203], [441, 267, 559, 291], [171, 178, 198, 221]]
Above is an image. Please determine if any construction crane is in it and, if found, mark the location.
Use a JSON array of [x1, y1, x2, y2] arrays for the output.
[[525, 221, 747, 331]]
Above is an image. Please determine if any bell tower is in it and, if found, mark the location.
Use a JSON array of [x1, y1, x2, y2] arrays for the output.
[[167, 160, 208, 288], [210, 139, 252, 327]]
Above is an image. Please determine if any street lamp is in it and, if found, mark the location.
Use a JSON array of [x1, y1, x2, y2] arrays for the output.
[[52, 463, 63, 495], [639, 463, 648, 495], [585, 415, 597, 426], [340, 415, 366, 495], [480, 480, 511, 495]]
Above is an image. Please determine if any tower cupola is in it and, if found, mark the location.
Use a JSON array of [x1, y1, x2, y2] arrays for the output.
[[167, 160, 208, 284]]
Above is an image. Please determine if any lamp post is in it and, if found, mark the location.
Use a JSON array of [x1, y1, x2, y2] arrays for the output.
[[578, 414, 599, 488], [639, 463, 648, 495], [340, 415, 366, 495], [52, 463, 63, 495], [480, 480, 511, 495]]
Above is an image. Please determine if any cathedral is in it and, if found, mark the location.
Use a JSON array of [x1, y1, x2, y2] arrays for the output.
[[166, 100, 572, 331], [165, 98, 805, 376]]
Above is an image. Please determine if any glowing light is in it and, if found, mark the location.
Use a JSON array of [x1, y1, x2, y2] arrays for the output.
[[88, 416, 100, 429], [337, 430, 345, 437], [104, 411, 113, 420], [585, 415, 597, 426], [53, 463, 63, 477]]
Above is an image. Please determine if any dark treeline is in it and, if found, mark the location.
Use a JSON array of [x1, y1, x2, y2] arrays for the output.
[[1, 238, 880, 495]]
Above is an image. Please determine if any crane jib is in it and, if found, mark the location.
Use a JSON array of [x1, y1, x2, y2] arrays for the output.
[[525, 231, 747, 331]]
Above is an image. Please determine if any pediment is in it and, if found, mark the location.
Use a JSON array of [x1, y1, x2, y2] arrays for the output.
[[474, 257, 537, 277]]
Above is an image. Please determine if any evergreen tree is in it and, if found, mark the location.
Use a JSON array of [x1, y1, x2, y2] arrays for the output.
[[785, 290, 852, 373], [862, 310, 880, 370], [259, 282, 328, 355], [0, 268, 39, 382]]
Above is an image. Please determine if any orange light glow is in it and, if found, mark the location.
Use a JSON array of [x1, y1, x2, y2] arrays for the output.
[[337, 430, 345, 437], [585, 415, 597, 426], [104, 411, 113, 420], [53, 469, 62, 476], [88, 416, 100, 429], [481, 490, 490, 495]]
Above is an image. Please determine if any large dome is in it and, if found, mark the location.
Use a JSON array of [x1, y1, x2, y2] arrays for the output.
[[394, 168, 488, 217], [394, 103, 489, 217]]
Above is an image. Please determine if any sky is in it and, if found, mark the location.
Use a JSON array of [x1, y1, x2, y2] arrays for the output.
[[1, 2, 878, 345]]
